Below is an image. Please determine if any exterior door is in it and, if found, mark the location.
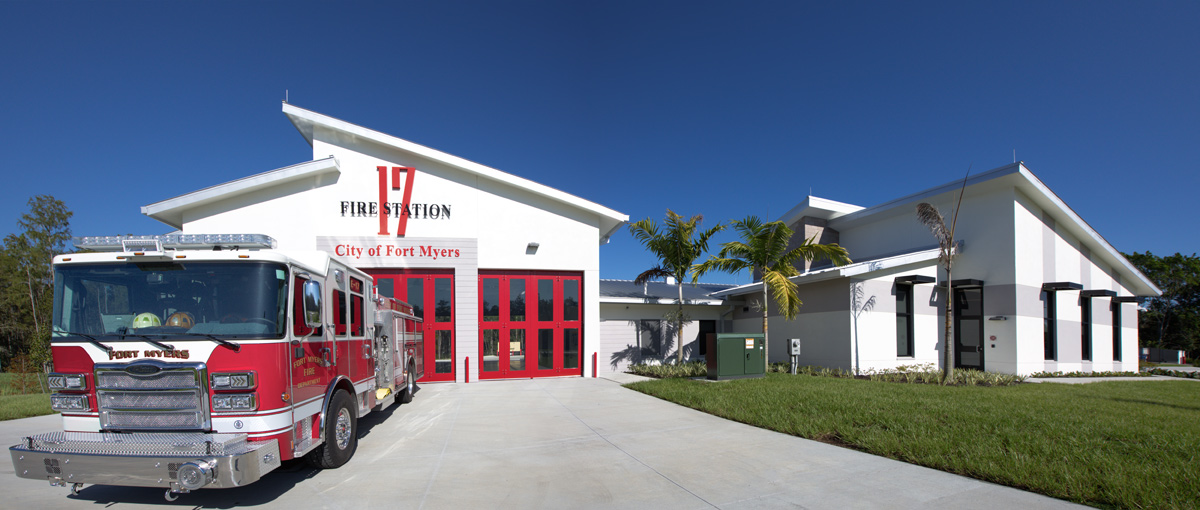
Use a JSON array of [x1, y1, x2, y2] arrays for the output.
[[479, 272, 581, 379], [954, 287, 985, 370], [289, 273, 333, 457]]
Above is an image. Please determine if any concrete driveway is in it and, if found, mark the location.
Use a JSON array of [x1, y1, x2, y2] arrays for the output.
[[2, 376, 1083, 509]]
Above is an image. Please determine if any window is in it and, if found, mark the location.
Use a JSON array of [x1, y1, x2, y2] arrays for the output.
[[697, 320, 716, 357], [563, 280, 579, 321], [293, 276, 322, 337], [481, 278, 499, 322], [1043, 290, 1056, 360], [538, 279, 554, 321], [434, 277, 452, 323], [1081, 298, 1092, 362], [333, 290, 347, 336], [896, 284, 914, 357], [350, 293, 364, 337], [1112, 302, 1122, 362], [377, 277, 394, 298], [563, 329, 579, 369], [538, 329, 554, 370]]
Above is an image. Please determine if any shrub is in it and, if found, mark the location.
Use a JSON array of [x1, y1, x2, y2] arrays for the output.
[[1147, 368, 1200, 380], [865, 364, 1024, 386], [627, 361, 707, 379], [1029, 370, 1149, 378]]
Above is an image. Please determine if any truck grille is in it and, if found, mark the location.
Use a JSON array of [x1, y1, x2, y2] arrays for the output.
[[95, 361, 210, 431]]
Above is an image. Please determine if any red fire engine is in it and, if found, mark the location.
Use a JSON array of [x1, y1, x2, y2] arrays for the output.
[[8, 234, 423, 500]]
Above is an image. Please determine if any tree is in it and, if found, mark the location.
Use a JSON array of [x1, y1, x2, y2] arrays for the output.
[[1123, 251, 1200, 357], [916, 169, 969, 384], [628, 210, 724, 363], [0, 195, 72, 370], [694, 216, 850, 372]]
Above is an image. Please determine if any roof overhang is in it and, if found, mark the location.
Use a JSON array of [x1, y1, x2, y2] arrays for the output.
[[282, 102, 628, 245], [599, 296, 727, 306], [142, 157, 340, 229], [1081, 289, 1118, 298], [777, 196, 865, 225], [823, 162, 1161, 297]]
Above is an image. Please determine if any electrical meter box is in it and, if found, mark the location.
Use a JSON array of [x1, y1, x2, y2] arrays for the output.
[[706, 333, 765, 381], [789, 338, 801, 356]]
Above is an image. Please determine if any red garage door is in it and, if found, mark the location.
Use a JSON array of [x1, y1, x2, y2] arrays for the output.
[[368, 270, 456, 383], [478, 271, 581, 379]]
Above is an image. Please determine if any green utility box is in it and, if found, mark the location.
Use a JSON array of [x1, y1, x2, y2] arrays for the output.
[[706, 333, 765, 381]]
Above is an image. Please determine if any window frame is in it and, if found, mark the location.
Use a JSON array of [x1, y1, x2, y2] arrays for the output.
[[1043, 290, 1057, 361], [1081, 297, 1092, 362], [896, 284, 915, 358]]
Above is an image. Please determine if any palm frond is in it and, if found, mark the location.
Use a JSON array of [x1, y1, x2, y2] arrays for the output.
[[778, 235, 852, 270], [761, 270, 801, 319], [916, 203, 950, 244], [633, 267, 671, 286]]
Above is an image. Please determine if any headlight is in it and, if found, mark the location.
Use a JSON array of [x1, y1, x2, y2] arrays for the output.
[[48, 373, 87, 391], [212, 393, 257, 411], [210, 372, 256, 390], [50, 394, 90, 412]]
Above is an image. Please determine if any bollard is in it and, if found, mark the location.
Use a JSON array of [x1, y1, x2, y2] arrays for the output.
[[592, 352, 597, 378], [465, 357, 470, 383]]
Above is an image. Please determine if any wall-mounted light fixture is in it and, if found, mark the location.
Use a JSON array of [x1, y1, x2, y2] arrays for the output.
[[988, 316, 1007, 321], [526, 242, 539, 255]]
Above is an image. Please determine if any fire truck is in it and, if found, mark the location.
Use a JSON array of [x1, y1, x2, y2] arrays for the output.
[[8, 234, 424, 500]]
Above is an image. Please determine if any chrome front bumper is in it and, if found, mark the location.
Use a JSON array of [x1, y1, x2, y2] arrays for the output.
[[10, 431, 280, 490]]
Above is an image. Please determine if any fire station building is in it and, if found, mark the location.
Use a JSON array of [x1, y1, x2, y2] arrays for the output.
[[142, 103, 628, 383]]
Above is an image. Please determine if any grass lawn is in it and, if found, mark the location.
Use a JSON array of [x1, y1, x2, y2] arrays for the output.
[[0, 372, 53, 420], [627, 373, 1200, 510], [0, 393, 52, 421]]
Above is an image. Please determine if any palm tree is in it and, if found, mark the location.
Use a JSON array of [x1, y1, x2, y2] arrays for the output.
[[628, 210, 724, 364], [916, 168, 970, 384], [693, 216, 850, 372]]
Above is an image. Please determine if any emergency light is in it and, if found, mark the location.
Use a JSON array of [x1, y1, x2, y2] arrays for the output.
[[74, 234, 276, 252]]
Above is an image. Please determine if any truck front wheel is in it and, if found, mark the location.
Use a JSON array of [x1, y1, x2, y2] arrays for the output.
[[306, 390, 357, 469]]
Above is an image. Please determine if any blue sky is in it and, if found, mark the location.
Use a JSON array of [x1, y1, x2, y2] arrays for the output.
[[2, 1, 1197, 285]]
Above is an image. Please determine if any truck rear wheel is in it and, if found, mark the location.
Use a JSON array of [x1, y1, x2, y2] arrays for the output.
[[400, 363, 415, 404], [306, 390, 357, 469]]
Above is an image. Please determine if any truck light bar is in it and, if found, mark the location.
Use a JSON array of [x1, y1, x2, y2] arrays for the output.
[[74, 234, 276, 252]]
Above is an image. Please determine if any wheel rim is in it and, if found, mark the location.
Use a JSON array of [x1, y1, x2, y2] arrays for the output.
[[334, 408, 351, 450], [408, 370, 415, 393]]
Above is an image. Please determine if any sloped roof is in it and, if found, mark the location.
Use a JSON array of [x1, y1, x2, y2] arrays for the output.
[[599, 279, 736, 305], [778, 163, 1160, 297], [282, 103, 628, 244]]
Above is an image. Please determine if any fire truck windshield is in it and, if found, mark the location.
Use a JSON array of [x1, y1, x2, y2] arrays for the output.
[[52, 261, 289, 341]]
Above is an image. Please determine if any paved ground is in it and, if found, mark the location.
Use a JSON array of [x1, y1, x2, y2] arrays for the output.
[[2, 375, 1085, 509], [1026, 374, 1198, 384]]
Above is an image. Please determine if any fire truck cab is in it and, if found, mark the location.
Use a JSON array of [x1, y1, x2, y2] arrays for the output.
[[8, 234, 423, 500]]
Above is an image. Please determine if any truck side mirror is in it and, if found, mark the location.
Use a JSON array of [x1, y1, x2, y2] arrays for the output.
[[303, 280, 323, 328]]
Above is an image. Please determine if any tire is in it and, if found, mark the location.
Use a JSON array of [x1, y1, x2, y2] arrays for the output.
[[400, 363, 415, 404], [306, 390, 357, 469]]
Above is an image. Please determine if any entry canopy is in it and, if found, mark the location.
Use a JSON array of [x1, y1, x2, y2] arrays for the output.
[[1042, 282, 1084, 291]]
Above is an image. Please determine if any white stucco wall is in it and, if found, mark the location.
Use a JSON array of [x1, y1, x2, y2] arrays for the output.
[[175, 128, 612, 382], [1013, 189, 1140, 374], [598, 303, 728, 373], [738, 171, 1146, 377]]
